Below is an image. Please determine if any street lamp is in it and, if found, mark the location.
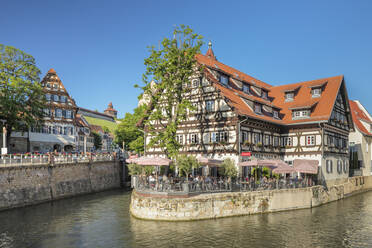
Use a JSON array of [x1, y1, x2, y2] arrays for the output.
[[0, 119, 8, 155]]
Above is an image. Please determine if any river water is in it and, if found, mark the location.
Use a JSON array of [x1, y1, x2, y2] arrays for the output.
[[1, 189, 372, 248]]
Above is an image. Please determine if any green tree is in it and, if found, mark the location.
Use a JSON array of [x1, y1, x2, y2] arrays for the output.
[[0, 45, 45, 148], [177, 154, 200, 179], [128, 163, 142, 176], [92, 131, 102, 150], [221, 158, 238, 179], [115, 105, 146, 154], [140, 25, 203, 159]]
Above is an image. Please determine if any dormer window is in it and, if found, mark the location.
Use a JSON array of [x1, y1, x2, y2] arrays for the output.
[[219, 74, 229, 86], [312, 88, 321, 98], [285, 92, 294, 102], [242, 84, 250, 94], [254, 104, 262, 114], [273, 110, 279, 119], [292, 109, 310, 119], [262, 90, 268, 100]]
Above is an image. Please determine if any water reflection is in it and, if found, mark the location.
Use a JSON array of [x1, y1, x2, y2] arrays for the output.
[[1, 190, 372, 248]]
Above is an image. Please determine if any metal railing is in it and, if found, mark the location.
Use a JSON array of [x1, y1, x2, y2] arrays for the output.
[[0, 153, 115, 166], [132, 176, 317, 194]]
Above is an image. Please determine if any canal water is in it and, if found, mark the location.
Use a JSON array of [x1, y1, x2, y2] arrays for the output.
[[1, 190, 372, 248]]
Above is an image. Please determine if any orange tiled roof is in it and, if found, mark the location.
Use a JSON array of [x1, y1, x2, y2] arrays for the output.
[[197, 48, 345, 125], [349, 100, 372, 136], [90, 124, 104, 133], [270, 76, 343, 124], [196, 54, 272, 90]]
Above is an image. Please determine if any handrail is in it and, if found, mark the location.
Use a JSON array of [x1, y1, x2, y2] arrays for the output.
[[132, 176, 316, 194], [0, 153, 116, 166]]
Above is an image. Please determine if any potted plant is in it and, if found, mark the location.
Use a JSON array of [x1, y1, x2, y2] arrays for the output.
[[177, 155, 201, 192]]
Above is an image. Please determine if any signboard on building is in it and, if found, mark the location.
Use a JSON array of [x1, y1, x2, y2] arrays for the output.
[[241, 152, 252, 157], [1, 147, 8, 155]]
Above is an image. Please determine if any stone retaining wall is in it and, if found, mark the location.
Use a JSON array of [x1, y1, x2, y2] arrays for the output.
[[0, 161, 122, 211], [130, 176, 372, 221]]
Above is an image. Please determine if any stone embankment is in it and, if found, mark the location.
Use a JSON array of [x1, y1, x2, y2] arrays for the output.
[[130, 176, 372, 221], [0, 161, 122, 211]]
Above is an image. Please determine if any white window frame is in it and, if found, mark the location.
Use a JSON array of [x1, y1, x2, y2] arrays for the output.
[[205, 100, 215, 112], [312, 88, 321, 97], [285, 92, 294, 102], [306, 135, 315, 146], [176, 135, 183, 144], [192, 79, 199, 88], [273, 110, 279, 118], [55, 109, 62, 118]]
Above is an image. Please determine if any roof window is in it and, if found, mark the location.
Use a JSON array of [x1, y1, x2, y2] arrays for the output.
[[219, 74, 229, 86], [292, 109, 310, 119], [242, 84, 250, 94], [312, 88, 321, 98], [254, 104, 262, 114], [273, 110, 279, 119], [262, 90, 268, 100], [285, 92, 294, 102]]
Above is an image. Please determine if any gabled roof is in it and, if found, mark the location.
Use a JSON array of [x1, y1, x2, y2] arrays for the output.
[[349, 100, 372, 136], [196, 53, 272, 90], [270, 76, 344, 124], [197, 47, 346, 125]]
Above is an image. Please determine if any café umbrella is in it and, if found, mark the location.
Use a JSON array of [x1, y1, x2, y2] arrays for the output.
[[126, 156, 172, 166]]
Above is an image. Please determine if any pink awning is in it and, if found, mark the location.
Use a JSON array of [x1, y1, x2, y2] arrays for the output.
[[272, 161, 296, 174], [293, 159, 318, 174], [238, 159, 280, 168], [126, 156, 172, 166], [196, 156, 223, 167]]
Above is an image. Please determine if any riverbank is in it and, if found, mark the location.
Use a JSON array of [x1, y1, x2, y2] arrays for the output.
[[0, 161, 122, 211], [130, 176, 372, 221]]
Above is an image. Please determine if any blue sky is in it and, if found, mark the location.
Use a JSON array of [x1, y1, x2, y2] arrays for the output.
[[2, 0, 372, 118]]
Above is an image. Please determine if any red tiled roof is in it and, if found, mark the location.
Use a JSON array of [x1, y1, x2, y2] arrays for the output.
[[90, 124, 104, 133], [349, 100, 372, 136], [270, 76, 343, 124], [48, 68, 56, 74], [197, 48, 346, 125], [196, 54, 272, 90]]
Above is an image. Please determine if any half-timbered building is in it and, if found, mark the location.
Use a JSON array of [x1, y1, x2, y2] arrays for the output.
[[144, 42, 354, 183], [29, 69, 77, 153]]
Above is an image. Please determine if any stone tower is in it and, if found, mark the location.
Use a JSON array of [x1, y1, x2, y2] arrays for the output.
[[104, 102, 118, 118]]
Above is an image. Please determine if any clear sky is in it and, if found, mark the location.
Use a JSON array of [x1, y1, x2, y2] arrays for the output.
[[2, 0, 372, 118]]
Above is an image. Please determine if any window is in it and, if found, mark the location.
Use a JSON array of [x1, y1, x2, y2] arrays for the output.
[[326, 160, 333, 173], [63, 127, 68, 135], [53, 84, 58, 89], [53, 95, 59, 102], [337, 160, 342, 174], [285, 92, 294, 102], [273, 110, 279, 119], [306, 135, 315, 146], [60, 96, 66, 103], [283, 137, 292, 146], [66, 110, 72, 119], [262, 90, 268, 99], [292, 110, 310, 119], [205, 100, 214, 112], [46, 83, 51, 88], [253, 133, 262, 144], [219, 74, 229, 86], [211, 131, 229, 143], [312, 88, 321, 97], [53, 126, 58, 134], [43, 108, 50, 117], [264, 135, 270, 146], [274, 136, 279, 147], [192, 79, 199, 88], [242, 131, 248, 143], [55, 109, 62, 118], [46, 94, 51, 101], [242, 84, 250, 94], [254, 104, 262, 114], [343, 160, 348, 173], [190, 134, 199, 144], [176, 135, 183, 144]]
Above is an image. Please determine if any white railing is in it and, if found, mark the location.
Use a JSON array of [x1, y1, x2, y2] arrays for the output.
[[0, 153, 115, 167]]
